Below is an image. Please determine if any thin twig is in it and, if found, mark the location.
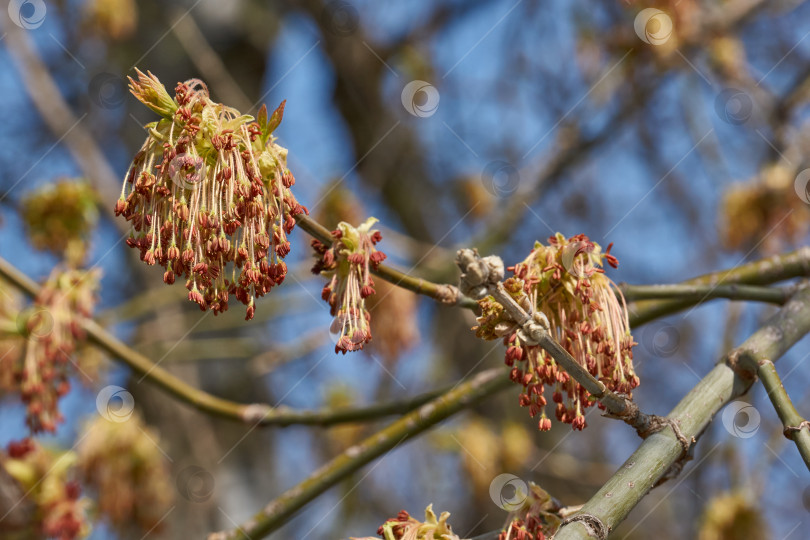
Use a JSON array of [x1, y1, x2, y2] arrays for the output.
[[628, 247, 810, 326], [0, 255, 470, 427], [619, 283, 798, 305], [756, 359, 810, 470], [206, 368, 511, 540]]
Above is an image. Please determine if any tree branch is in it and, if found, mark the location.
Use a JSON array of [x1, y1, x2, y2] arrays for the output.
[[0, 255, 464, 427], [2, 16, 125, 230], [628, 247, 810, 326], [757, 359, 810, 470], [206, 367, 511, 540], [554, 285, 810, 540], [619, 283, 798, 305]]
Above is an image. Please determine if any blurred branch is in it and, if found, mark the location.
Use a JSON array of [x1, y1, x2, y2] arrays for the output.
[[619, 282, 799, 305], [470, 83, 639, 259], [249, 329, 326, 374], [169, 9, 253, 111], [207, 367, 511, 540], [756, 359, 810, 470], [2, 16, 125, 231], [629, 247, 810, 326], [0, 255, 466, 427], [554, 285, 810, 539]]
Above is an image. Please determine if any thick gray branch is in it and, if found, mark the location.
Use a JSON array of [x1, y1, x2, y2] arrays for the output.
[[554, 286, 810, 539]]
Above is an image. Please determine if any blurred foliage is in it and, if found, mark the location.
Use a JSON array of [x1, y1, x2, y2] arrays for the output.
[[698, 491, 770, 540], [20, 180, 98, 266]]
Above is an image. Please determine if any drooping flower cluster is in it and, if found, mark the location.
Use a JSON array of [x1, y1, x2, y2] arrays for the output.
[[2, 438, 90, 539], [315, 184, 419, 362], [351, 505, 461, 540], [311, 218, 386, 353], [77, 413, 174, 534], [18, 268, 101, 433], [475, 233, 638, 431], [497, 483, 565, 540], [115, 70, 307, 320]]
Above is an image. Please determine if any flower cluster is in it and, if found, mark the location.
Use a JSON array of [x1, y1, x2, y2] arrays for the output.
[[475, 233, 638, 431], [352, 505, 461, 540], [315, 184, 419, 362], [21, 179, 99, 266], [311, 218, 386, 353], [2, 438, 89, 539], [77, 413, 174, 534], [81, 0, 138, 40], [18, 268, 101, 433], [115, 70, 307, 320], [497, 483, 564, 540], [720, 164, 808, 254], [698, 491, 768, 539]]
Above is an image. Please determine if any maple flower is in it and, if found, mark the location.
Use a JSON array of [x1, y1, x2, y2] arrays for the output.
[[115, 69, 307, 320], [497, 482, 565, 540], [18, 268, 101, 434], [315, 184, 419, 362], [475, 233, 638, 431], [77, 413, 174, 534], [351, 504, 461, 540], [311, 218, 386, 353], [2, 438, 90, 539]]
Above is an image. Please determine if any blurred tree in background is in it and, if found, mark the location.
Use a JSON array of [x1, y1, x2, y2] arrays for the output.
[[0, 0, 810, 539]]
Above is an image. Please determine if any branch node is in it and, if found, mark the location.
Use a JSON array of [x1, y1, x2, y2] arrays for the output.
[[455, 248, 504, 299], [642, 416, 693, 453], [555, 513, 609, 539], [784, 420, 810, 439], [518, 310, 552, 345], [724, 348, 758, 383], [436, 284, 462, 305]]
